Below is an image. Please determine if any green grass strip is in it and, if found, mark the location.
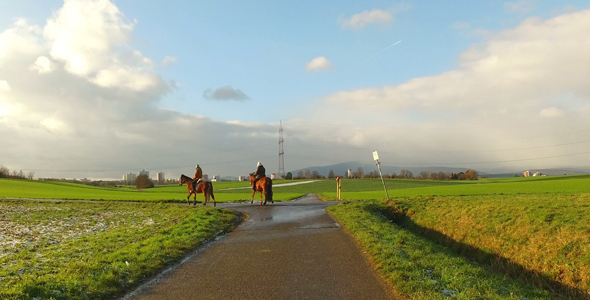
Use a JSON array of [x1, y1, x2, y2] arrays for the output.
[[328, 200, 553, 300]]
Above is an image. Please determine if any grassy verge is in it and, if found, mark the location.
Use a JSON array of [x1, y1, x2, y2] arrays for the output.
[[328, 194, 590, 299], [328, 200, 553, 300], [0, 199, 240, 300]]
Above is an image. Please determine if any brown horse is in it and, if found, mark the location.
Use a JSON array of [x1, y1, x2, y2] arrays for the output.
[[249, 173, 273, 205], [179, 174, 216, 206]]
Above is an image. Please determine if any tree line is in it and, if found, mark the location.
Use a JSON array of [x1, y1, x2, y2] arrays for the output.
[[289, 167, 478, 180], [0, 165, 34, 180]]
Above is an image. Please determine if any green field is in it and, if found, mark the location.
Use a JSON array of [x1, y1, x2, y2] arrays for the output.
[[322, 175, 590, 200], [0, 179, 304, 202], [4, 175, 590, 203], [0, 200, 239, 299], [326, 175, 590, 300], [2, 175, 590, 299]]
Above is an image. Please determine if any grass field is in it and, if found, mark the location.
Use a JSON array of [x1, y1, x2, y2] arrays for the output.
[[0, 179, 304, 202], [326, 175, 590, 299], [0, 200, 240, 299], [321, 175, 590, 200], [3, 175, 590, 299]]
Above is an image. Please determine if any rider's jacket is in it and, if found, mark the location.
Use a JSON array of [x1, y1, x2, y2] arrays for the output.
[[254, 165, 266, 178], [194, 167, 203, 180]]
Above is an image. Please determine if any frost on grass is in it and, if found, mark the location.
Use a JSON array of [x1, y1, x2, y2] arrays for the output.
[[0, 201, 159, 259]]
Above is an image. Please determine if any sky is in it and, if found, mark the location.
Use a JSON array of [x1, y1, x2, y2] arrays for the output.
[[2, 0, 590, 180]]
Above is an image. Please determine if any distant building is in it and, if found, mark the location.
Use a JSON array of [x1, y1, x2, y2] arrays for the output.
[[123, 173, 137, 182], [271, 173, 276, 179], [523, 171, 531, 177], [347, 169, 352, 178], [156, 172, 165, 182], [138, 169, 149, 178], [239, 175, 248, 182], [533, 172, 542, 177], [211, 175, 220, 182]]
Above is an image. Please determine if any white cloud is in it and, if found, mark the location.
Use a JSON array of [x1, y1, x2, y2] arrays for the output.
[[91, 67, 165, 92], [540, 107, 565, 118], [0, 19, 43, 62], [40, 117, 69, 133], [30, 56, 55, 74], [315, 9, 590, 169], [162, 56, 177, 66], [326, 10, 590, 112], [305, 56, 333, 72], [0, 80, 10, 91], [505, 0, 536, 14], [44, 0, 133, 76], [340, 9, 393, 29], [41, 0, 165, 93]]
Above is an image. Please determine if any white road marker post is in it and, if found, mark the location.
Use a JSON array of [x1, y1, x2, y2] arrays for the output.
[[373, 151, 390, 200]]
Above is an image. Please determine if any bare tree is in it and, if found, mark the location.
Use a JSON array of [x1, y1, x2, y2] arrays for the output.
[[296, 170, 304, 179], [135, 174, 154, 189], [357, 167, 364, 178], [0, 165, 8, 178], [304, 169, 311, 179], [311, 171, 320, 179], [328, 170, 335, 179], [27, 171, 35, 180], [465, 169, 479, 180], [399, 169, 413, 179]]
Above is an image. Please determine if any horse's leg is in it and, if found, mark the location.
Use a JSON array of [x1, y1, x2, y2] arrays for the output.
[[251, 190, 255, 204], [259, 189, 264, 205]]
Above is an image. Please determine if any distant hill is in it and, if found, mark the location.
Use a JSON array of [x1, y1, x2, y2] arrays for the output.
[[289, 162, 481, 178]]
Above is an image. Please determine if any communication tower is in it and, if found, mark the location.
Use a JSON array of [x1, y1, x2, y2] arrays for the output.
[[278, 120, 285, 178]]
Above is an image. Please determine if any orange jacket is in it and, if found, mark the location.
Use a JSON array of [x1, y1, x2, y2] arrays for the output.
[[194, 166, 203, 180]]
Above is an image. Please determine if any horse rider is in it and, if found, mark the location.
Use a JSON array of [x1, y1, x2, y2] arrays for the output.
[[193, 164, 203, 184], [252, 162, 265, 190]]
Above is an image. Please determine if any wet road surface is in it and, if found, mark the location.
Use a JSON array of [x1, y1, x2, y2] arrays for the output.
[[124, 194, 397, 300]]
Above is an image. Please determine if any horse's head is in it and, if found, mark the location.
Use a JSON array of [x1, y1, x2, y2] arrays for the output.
[[249, 173, 255, 185], [179, 174, 189, 185]]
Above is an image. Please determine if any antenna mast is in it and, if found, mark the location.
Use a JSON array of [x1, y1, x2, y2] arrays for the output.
[[278, 120, 285, 179]]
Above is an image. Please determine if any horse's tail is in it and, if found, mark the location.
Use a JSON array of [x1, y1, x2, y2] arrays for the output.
[[264, 178, 273, 202], [208, 182, 215, 200]]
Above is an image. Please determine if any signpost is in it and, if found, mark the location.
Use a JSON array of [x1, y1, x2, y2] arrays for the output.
[[336, 176, 341, 200], [373, 151, 390, 200]]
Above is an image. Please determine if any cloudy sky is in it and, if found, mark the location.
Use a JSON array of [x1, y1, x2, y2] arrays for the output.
[[2, 0, 590, 180]]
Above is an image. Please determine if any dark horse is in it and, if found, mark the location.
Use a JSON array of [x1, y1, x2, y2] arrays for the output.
[[179, 174, 216, 206], [249, 173, 273, 205]]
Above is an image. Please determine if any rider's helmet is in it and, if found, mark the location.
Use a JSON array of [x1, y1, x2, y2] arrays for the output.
[[257, 162, 261, 167], [196, 164, 200, 168]]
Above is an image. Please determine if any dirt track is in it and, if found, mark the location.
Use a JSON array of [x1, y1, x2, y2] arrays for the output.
[[124, 194, 398, 300]]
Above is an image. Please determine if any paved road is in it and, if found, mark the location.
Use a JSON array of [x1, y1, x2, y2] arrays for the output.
[[124, 194, 398, 300]]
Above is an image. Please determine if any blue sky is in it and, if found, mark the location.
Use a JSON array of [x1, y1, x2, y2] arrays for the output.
[[2, 0, 590, 179]]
